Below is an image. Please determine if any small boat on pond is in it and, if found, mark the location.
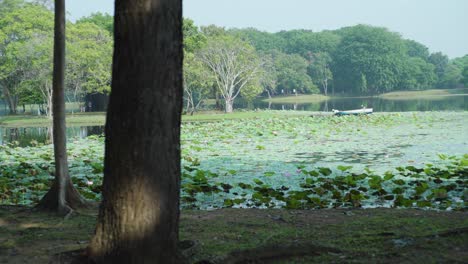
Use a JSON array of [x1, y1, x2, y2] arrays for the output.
[[332, 108, 373, 116]]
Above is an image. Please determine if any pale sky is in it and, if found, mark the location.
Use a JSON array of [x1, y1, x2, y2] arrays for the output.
[[66, 0, 468, 58]]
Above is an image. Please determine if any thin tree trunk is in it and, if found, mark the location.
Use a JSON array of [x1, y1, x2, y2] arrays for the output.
[[3, 87, 17, 114], [37, 0, 86, 214], [88, 0, 184, 263], [47, 86, 53, 119], [214, 84, 221, 110], [323, 79, 328, 96], [225, 98, 233, 113]]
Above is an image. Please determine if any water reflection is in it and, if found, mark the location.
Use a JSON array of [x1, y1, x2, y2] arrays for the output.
[[250, 95, 468, 112], [0, 126, 104, 147]]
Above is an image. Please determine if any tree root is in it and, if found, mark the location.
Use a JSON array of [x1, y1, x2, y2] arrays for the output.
[[197, 242, 343, 264], [36, 181, 89, 216]]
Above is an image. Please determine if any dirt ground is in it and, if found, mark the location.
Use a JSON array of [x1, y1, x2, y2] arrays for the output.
[[0, 206, 467, 263]]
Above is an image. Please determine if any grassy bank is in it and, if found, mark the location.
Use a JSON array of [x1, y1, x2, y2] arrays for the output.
[[0, 206, 466, 263], [0, 110, 318, 127], [262, 94, 329, 103], [378, 88, 468, 100], [0, 112, 106, 127]]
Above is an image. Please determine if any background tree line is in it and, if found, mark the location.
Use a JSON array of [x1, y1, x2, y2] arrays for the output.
[[0, 0, 112, 115], [1, 1, 468, 114]]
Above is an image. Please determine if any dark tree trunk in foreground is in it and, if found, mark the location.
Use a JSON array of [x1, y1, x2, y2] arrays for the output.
[[88, 0, 183, 263], [37, 0, 86, 214]]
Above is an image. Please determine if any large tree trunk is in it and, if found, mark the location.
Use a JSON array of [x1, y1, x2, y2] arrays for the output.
[[88, 0, 184, 263], [36, 0, 86, 214]]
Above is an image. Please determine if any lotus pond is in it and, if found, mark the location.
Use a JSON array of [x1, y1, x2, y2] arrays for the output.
[[0, 111, 467, 210]]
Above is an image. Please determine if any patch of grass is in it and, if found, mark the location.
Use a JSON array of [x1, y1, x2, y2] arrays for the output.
[[0, 113, 106, 127], [378, 88, 468, 100], [262, 94, 329, 103], [0, 110, 317, 127], [0, 207, 466, 263]]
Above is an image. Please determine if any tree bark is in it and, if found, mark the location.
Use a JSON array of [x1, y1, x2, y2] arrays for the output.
[[36, 0, 86, 214], [88, 0, 184, 263], [225, 98, 233, 113]]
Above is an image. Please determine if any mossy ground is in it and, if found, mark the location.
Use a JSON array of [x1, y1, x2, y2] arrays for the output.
[[0, 205, 466, 263]]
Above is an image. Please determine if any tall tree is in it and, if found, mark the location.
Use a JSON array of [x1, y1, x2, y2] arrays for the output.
[[15, 36, 54, 117], [332, 25, 406, 95], [462, 66, 468, 87], [0, 2, 53, 114], [36, 0, 86, 213], [198, 35, 263, 113], [308, 52, 333, 96], [271, 51, 317, 94], [88, 0, 184, 263], [183, 53, 212, 114], [183, 18, 206, 53], [67, 22, 113, 104], [399, 57, 436, 90], [439, 63, 462, 88], [428, 52, 449, 87]]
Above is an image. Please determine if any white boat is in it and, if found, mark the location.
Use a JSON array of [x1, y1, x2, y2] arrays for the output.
[[332, 108, 373, 116]]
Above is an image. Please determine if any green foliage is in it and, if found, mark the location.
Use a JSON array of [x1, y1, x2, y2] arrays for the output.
[[197, 35, 264, 112], [400, 57, 436, 90], [462, 65, 468, 87], [183, 53, 213, 113], [67, 22, 113, 95], [229, 27, 286, 53], [438, 63, 462, 88], [307, 52, 333, 95], [455, 56, 468, 87], [76, 12, 113, 34], [271, 51, 318, 94], [428, 52, 449, 87], [277, 29, 340, 57], [332, 25, 406, 95], [183, 18, 207, 53], [404, 39, 430, 60], [0, 3, 112, 113], [0, 2, 53, 113]]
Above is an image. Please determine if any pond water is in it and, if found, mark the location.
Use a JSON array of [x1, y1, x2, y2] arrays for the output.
[[0, 126, 104, 147], [250, 95, 468, 112], [1, 95, 467, 146]]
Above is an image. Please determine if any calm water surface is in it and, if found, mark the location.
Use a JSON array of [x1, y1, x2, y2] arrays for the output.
[[250, 95, 468, 112], [0, 126, 104, 147]]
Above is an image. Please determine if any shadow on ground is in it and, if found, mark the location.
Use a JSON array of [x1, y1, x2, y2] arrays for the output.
[[0, 205, 467, 263]]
